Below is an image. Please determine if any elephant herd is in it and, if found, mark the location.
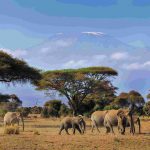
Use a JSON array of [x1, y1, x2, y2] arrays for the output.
[[59, 109, 141, 135], [3, 109, 141, 135]]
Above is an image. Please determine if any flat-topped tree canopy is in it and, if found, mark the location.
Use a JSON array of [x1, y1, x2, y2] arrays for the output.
[[44, 66, 118, 75], [0, 51, 41, 84], [36, 66, 118, 115]]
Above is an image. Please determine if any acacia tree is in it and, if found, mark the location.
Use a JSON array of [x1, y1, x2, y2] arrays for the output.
[[35, 67, 118, 115], [0, 93, 22, 111], [0, 51, 41, 111], [0, 51, 41, 84]]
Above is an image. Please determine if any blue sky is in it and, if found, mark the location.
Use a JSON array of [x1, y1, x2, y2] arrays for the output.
[[0, 0, 150, 106]]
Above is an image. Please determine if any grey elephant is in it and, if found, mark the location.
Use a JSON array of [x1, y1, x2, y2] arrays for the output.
[[91, 110, 108, 133], [4, 112, 24, 131], [103, 109, 126, 134], [125, 115, 141, 134], [104, 109, 135, 135], [58, 115, 86, 135]]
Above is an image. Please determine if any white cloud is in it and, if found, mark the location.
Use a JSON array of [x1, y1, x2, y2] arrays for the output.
[[63, 60, 87, 68], [122, 61, 150, 70], [0, 48, 27, 58], [93, 54, 107, 60], [143, 61, 150, 67], [62, 54, 108, 69], [111, 52, 129, 60], [39, 39, 75, 54]]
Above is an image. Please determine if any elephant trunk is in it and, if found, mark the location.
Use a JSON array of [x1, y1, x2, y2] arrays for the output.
[[130, 115, 135, 135]]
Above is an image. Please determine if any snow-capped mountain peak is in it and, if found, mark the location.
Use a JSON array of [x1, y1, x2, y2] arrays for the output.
[[82, 32, 105, 36]]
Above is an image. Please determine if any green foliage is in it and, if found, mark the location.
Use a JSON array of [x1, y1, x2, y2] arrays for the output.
[[147, 93, 150, 99], [35, 66, 117, 115], [31, 106, 42, 114], [59, 104, 70, 116], [44, 100, 61, 111], [45, 66, 118, 75], [0, 94, 22, 111], [17, 107, 31, 117], [41, 107, 49, 118], [0, 50, 41, 84], [114, 92, 129, 108], [143, 101, 150, 116], [0, 94, 10, 102], [128, 90, 145, 107], [0, 109, 7, 117], [41, 100, 70, 117], [44, 100, 62, 117], [103, 105, 120, 110]]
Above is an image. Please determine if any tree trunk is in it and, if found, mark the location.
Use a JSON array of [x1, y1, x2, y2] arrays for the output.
[[68, 99, 79, 116]]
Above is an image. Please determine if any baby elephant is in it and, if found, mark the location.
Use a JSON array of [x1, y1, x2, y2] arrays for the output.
[[59, 116, 86, 135]]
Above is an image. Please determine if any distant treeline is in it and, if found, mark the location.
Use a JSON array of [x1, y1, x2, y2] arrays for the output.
[[1, 98, 150, 118]]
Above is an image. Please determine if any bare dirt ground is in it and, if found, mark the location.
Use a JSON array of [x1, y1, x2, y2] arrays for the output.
[[0, 117, 149, 150]]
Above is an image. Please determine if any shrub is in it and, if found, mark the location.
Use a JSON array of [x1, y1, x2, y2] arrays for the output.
[[4, 125, 19, 134], [33, 129, 40, 135], [41, 107, 49, 118], [0, 109, 7, 117], [103, 105, 120, 110], [143, 101, 150, 116], [59, 104, 70, 116]]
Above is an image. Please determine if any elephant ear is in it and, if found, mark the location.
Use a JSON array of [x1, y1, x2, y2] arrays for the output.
[[117, 109, 124, 116], [16, 112, 21, 118], [78, 115, 83, 118]]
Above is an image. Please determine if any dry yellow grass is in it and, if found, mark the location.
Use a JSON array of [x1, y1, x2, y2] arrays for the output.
[[4, 125, 19, 135], [0, 117, 149, 150]]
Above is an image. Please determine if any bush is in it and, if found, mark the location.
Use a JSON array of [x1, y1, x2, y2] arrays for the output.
[[4, 125, 19, 134], [41, 107, 49, 118], [33, 129, 40, 135], [31, 106, 42, 114], [143, 101, 150, 116], [59, 104, 70, 116], [0, 109, 7, 117], [103, 105, 120, 110], [17, 107, 31, 117]]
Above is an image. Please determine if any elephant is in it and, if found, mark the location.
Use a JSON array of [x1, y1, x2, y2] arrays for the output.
[[4, 112, 24, 131], [125, 115, 141, 134], [91, 110, 108, 133], [58, 115, 86, 135], [104, 109, 135, 135]]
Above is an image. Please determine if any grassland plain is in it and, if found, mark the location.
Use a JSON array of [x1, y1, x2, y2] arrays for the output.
[[0, 117, 149, 150]]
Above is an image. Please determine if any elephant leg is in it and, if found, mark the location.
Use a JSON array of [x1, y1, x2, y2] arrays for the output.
[[106, 123, 114, 134], [72, 128, 76, 135], [91, 122, 95, 132], [58, 126, 64, 135], [76, 126, 82, 134], [105, 126, 110, 134], [78, 124, 83, 134], [64, 127, 70, 135], [93, 121, 100, 133], [110, 125, 115, 134], [72, 125, 76, 135]]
